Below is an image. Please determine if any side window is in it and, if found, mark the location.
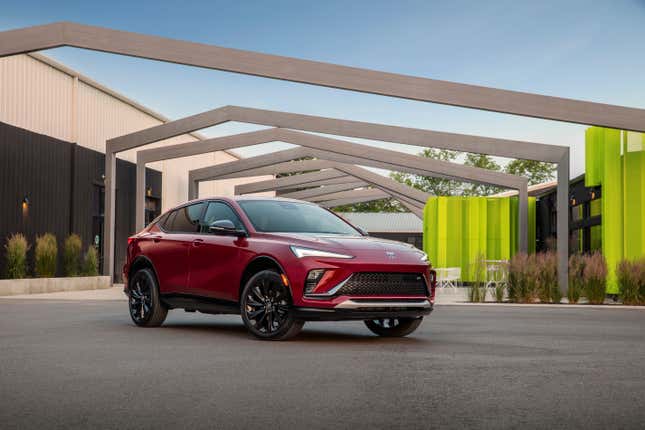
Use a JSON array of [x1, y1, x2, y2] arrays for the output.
[[167, 203, 205, 233], [162, 210, 177, 231], [201, 202, 245, 232]]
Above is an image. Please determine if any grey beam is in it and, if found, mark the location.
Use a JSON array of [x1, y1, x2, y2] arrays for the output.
[[310, 188, 389, 202], [2, 23, 645, 132], [284, 183, 370, 200], [226, 163, 428, 216]]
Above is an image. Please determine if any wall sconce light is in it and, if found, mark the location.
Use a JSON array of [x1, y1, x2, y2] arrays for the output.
[[146, 186, 152, 197], [21, 196, 29, 217]]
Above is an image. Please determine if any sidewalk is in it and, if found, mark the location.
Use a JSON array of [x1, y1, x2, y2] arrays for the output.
[[1, 285, 126, 301]]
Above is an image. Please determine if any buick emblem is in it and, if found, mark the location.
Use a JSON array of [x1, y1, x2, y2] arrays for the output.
[[385, 251, 396, 259]]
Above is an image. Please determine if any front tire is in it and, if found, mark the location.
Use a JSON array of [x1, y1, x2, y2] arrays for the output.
[[128, 268, 167, 327], [364, 317, 423, 337], [240, 270, 304, 340]]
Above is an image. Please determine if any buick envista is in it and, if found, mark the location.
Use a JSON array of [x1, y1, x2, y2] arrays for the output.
[[123, 197, 436, 340]]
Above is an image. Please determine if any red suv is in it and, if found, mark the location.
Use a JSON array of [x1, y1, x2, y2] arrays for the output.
[[123, 197, 436, 340]]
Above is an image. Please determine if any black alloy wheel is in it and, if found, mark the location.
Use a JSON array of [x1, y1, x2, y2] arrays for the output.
[[364, 317, 423, 337], [128, 268, 167, 327], [240, 270, 304, 340]]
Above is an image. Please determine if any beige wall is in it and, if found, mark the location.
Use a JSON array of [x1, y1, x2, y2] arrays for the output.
[[0, 53, 272, 211]]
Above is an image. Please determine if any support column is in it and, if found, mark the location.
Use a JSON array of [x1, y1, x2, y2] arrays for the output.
[[103, 149, 116, 281], [135, 159, 146, 231], [518, 180, 529, 253], [188, 177, 199, 200], [557, 151, 570, 294]]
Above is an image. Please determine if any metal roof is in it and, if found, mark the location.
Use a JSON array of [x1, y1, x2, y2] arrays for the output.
[[336, 212, 423, 233]]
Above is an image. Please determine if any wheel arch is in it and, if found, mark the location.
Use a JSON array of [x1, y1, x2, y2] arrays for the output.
[[239, 255, 287, 301], [128, 255, 160, 289]]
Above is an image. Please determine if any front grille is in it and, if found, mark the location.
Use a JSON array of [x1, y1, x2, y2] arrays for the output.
[[336, 272, 427, 297]]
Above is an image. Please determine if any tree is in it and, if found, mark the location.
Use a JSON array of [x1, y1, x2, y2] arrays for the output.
[[390, 148, 464, 196], [504, 159, 555, 185], [389, 149, 503, 196], [462, 153, 502, 196], [332, 197, 406, 213]]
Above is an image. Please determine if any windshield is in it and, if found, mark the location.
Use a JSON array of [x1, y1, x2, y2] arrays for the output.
[[238, 200, 361, 236]]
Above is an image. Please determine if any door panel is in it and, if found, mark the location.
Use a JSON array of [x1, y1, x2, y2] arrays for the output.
[[142, 203, 205, 294], [187, 201, 248, 300]]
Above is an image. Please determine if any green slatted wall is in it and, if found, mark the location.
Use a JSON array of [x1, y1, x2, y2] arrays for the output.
[[585, 127, 645, 294], [423, 196, 536, 281]]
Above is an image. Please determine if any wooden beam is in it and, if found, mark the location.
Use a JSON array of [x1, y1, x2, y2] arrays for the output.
[[2, 22, 644, 132]]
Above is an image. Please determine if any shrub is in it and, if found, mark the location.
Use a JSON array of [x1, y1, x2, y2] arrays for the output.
[[82, 246, 99, 276], [583, 252, 607, 305], [5, 234, 29, 279], [508, 253, 537, 303], [536, 251, 559, 303], [617, 259, 643, 305], [63, 234, 83, 277], [34, 233, 58, 278], [468, 254, 487, 302], [568, 254, 585, 304]]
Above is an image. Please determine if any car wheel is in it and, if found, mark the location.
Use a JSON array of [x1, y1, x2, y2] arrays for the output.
[[364, 317, 423, 337], [128, 268, 168, 327], [240, 270, 304, 340]]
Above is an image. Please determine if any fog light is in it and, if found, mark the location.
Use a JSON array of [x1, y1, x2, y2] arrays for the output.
[[304, 269, 326, 294]]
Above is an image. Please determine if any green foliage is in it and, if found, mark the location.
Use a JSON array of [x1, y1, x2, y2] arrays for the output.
[[583, 252, 607, 305], [504, 159, 556, 185], [536, 252, 560, 303], [63, 234, 83, 277], [616, 259, 644, 305], [82, 246, 99, 276], [462, 153, 503, 196], [390, 148, 465, 196], [35, 233, 57, 278], [468, 254, 487, 302], [4, 234, 29, 279], [332, 197, 406, 213], [568, 254, 585, 304]]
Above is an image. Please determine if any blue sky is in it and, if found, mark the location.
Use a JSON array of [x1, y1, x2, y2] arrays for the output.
[[2, 0, 645, 176]]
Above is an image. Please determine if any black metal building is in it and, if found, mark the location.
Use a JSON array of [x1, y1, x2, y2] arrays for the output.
[[0, 121, 162, 279]]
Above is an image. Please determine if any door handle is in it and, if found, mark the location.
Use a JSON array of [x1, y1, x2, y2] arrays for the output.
[[192, 238, 205, 247]]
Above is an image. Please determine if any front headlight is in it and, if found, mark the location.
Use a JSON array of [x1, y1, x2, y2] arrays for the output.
[[418, 251, 429, 262], [290, 246, 354, 259]]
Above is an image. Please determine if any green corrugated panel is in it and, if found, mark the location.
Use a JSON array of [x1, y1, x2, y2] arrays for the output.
[[423, 195, 536, 281], [595, 128, 624, 293], [623, 131, 645, 262], [585, 127, 602, 187], [528, 197, 536, 254]]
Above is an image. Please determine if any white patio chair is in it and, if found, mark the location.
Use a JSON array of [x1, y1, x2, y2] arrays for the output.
[[436, 267, 461, 288]]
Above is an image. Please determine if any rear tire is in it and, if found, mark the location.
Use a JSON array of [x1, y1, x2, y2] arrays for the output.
[[364, 317, 423, 337], [240, 270, 304, 340], [128, 268, 167, 327]]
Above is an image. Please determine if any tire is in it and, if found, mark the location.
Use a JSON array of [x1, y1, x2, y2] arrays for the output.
[[364, 317, 423, 337], [128, 268, 168, 327], [240, 269, 304, 340]]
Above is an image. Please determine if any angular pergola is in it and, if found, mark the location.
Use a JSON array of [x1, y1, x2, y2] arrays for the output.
[[4, 22, 645, 291], [189, 158, 431, 218]]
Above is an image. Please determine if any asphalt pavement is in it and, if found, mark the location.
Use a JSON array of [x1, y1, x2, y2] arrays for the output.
[[1, 299, 644, 429]]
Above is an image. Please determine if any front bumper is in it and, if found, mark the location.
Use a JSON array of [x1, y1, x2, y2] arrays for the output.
[[292, 298, 433, 321]]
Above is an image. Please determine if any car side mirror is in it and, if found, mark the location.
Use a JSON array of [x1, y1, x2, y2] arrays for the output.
[[356, 226, 369, 236], [208, 219, 246, 237]]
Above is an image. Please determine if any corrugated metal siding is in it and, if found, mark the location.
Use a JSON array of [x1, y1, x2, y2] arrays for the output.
[[0, 55, 74, 142], [0, 54, 274, 213]]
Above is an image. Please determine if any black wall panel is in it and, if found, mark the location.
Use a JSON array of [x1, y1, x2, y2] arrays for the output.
[[0, 121, 162, 280]]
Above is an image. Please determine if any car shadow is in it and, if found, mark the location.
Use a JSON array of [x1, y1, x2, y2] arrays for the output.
[[155, 320, 429, 345]]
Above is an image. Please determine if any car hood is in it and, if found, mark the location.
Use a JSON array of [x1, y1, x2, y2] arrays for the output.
[[267, 232, 426, 263]]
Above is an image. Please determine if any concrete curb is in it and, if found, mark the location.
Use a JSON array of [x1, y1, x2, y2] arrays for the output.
[[0, 276, 111, 296], [437, 302, 645, 309]]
